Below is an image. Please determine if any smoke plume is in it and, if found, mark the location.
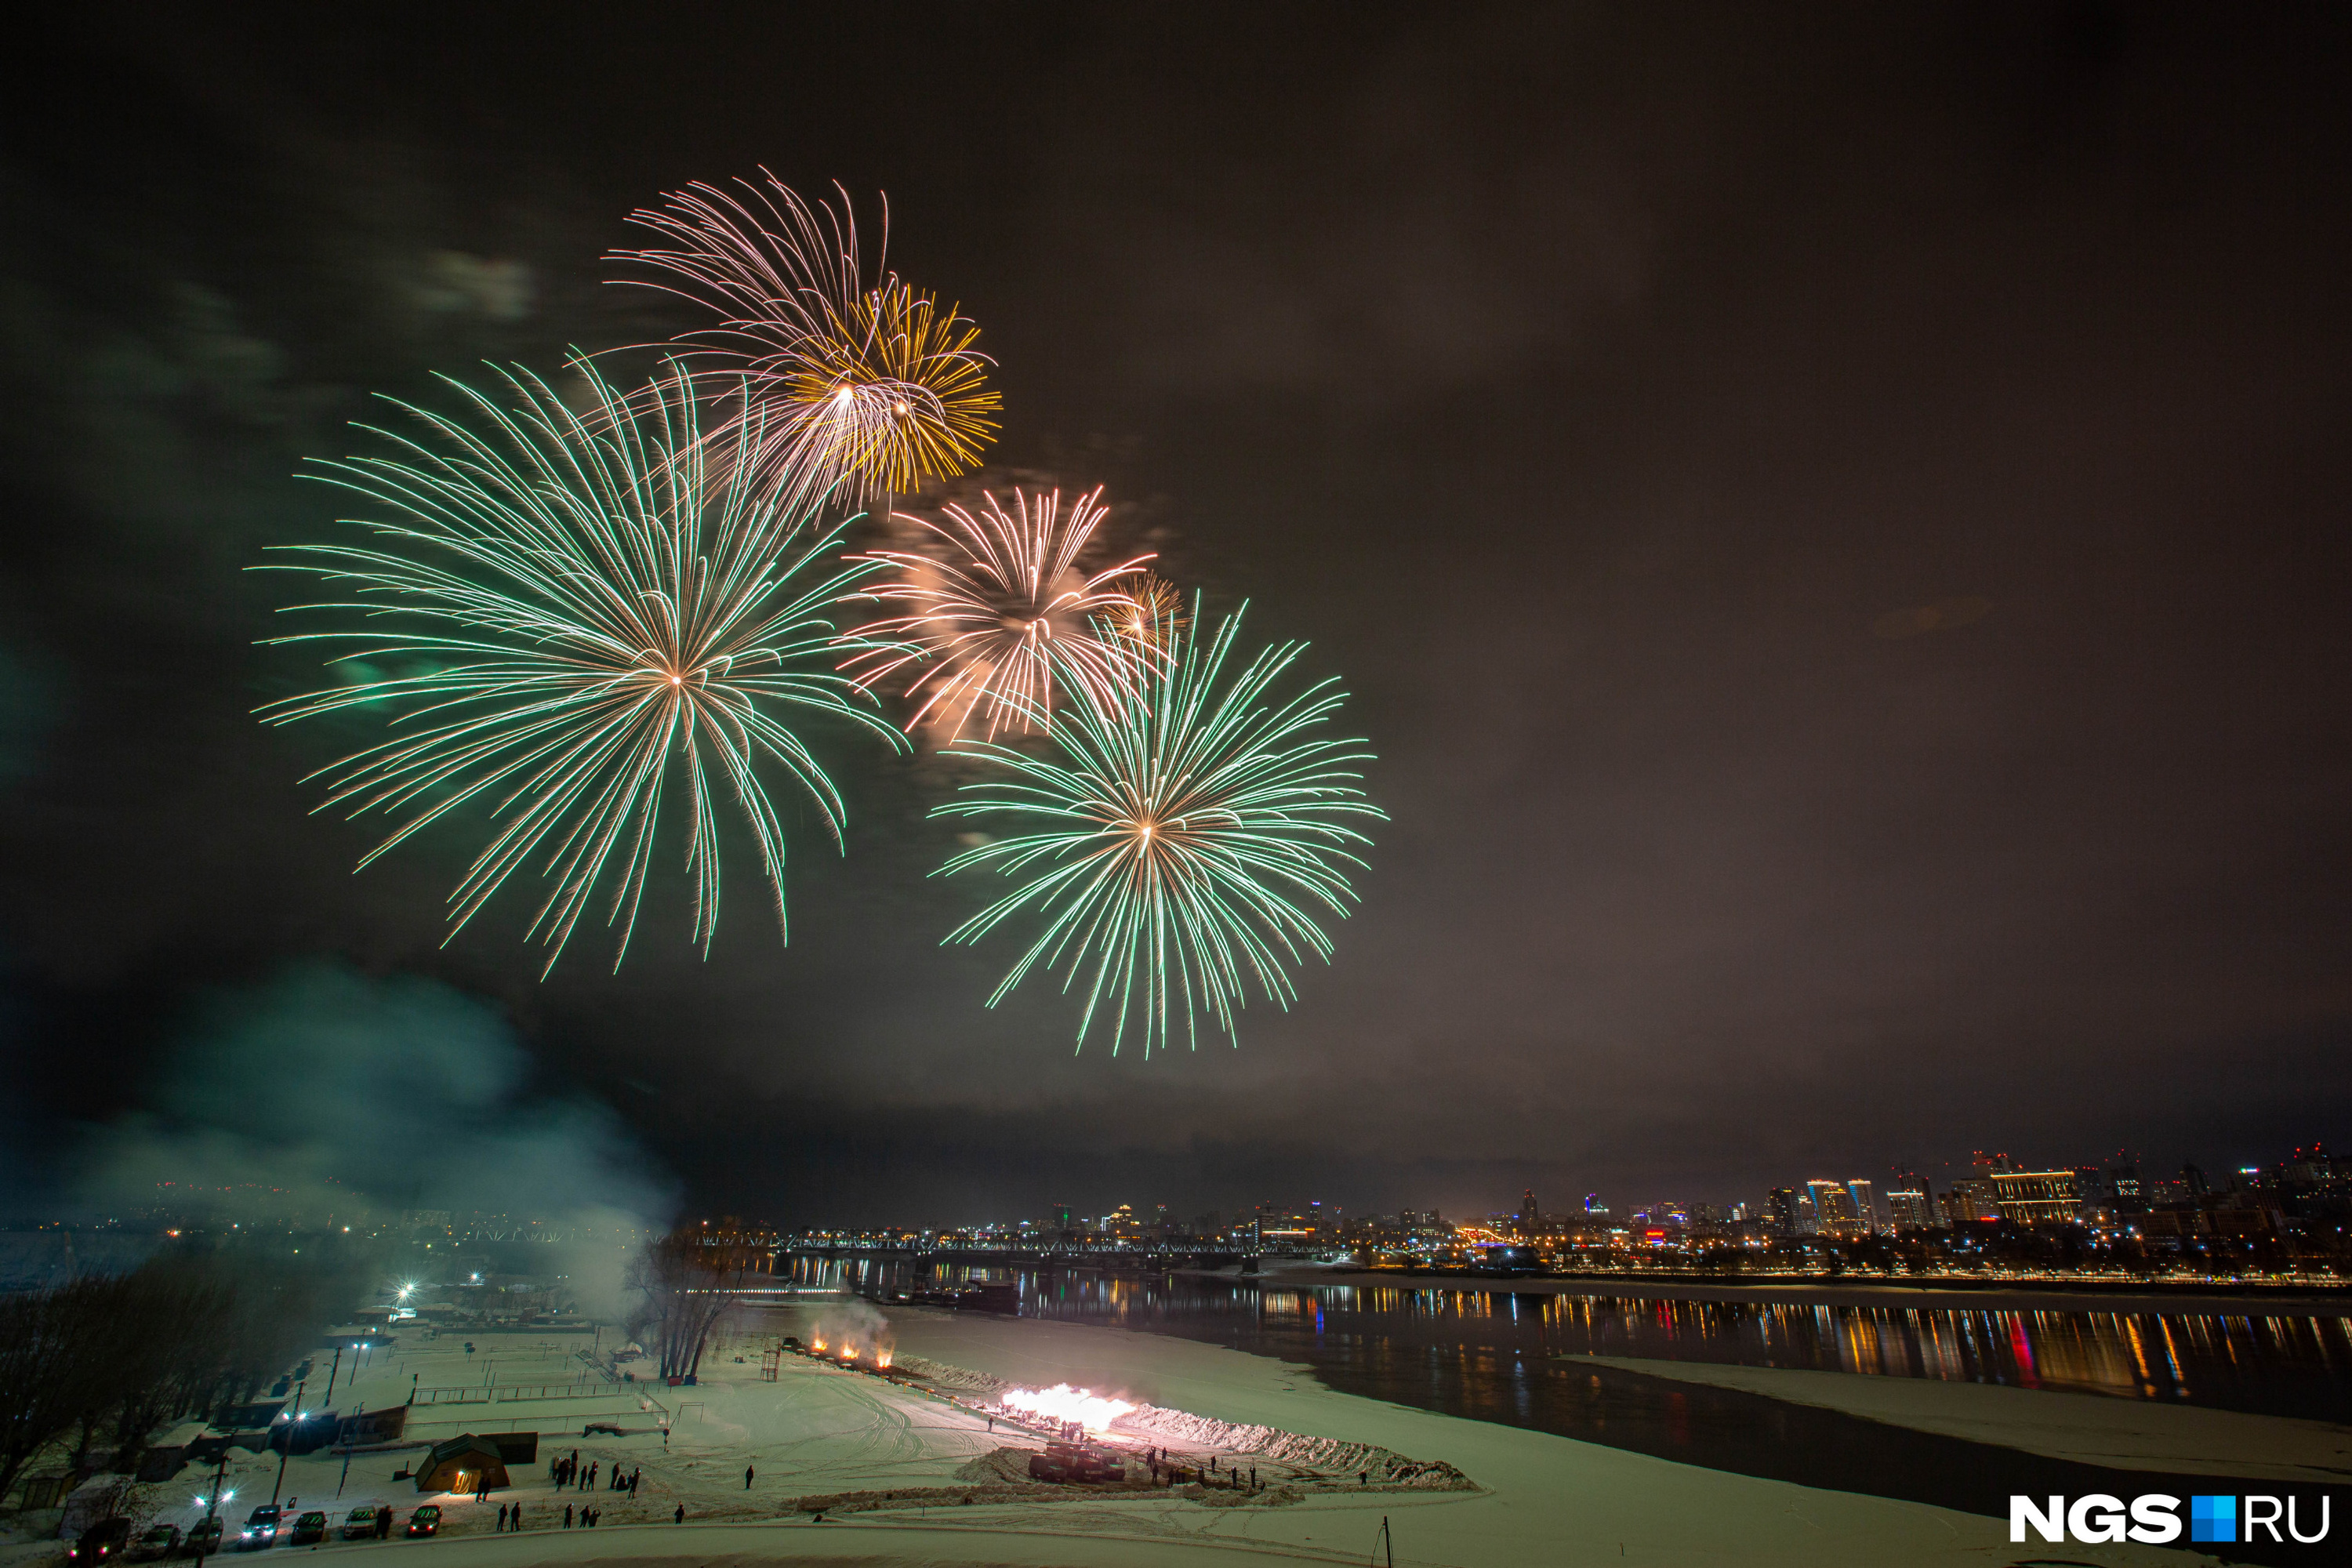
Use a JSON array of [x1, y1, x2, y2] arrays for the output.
[[74, 964, 674, 1305]]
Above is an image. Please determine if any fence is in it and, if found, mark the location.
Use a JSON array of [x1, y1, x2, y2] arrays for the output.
[[412, 1383, 612, 1406]]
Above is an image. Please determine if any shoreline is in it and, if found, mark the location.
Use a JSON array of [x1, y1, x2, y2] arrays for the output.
[[1576, 1353, 2352, 1483], [1239, 1264, 2352, 1315]]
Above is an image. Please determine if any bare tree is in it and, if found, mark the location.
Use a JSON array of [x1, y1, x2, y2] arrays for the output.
[[0, 1279, 122, 1507], [0, 1244, 373, 1500], [624, 1229, 756, 1381]]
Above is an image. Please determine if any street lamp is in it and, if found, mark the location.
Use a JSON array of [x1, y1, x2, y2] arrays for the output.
[[270, 1380, 307, 1506]]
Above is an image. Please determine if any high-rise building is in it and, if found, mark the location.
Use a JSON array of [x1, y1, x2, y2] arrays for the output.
[[1764, 1188, 1798, 1236], [1882, 1166, 1938, 1222], [1886, 1172, 1937, 1231], [1583, 1192, 1609, 1218], [1517, 1189, 1539, 1234], [1806, 1180, 1864, 1237], [1988, 1169, 2081, 1225], [1943, 1178, 1997, 1222], [2108, 1165, 2143, 1210], [1844, 1180, 1879, 1235]]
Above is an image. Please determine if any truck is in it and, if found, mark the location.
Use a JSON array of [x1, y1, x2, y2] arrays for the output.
[[1026, 1443, 1125, 1483]]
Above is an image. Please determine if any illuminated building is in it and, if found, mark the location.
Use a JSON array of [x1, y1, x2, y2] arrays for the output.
[[1943, 1178, 1998, 1221], [1988, 1168, 2082, 1225], [1886, 1174, 1937, 1231], [1806, 1180, 1866, 1238], [1844, 1180, 1878, 1235]]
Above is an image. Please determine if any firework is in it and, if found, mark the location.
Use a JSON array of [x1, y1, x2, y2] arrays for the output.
[[610, 173, 1000, 506], [255, 361, 898, 973], [933, 604, 1384, 1054], [844, 486, 1156, 740], [1102, 572, 1188, 656]]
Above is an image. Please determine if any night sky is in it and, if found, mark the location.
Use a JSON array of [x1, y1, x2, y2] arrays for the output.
[[4, 5, 2350, 1230]]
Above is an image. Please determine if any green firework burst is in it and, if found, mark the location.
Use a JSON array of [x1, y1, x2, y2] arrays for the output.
[[933, 603, 1384, 1054], [256, 360, 900, 973]]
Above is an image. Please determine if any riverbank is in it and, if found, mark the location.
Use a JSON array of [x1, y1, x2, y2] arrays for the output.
[[1579, 1353, 2352, 1483], [1250, 1261, 2352, 1316]]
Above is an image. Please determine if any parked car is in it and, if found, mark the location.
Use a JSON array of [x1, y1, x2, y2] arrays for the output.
[[289, 1513, 327, 1546], [66, 1520, 132, 1566], [339, 1508, 379, 1541], [234, 1507, 281, 1550], [187, 1519, 225, 1555], [403, 1507, 441, 1539], [124, 1524, 180, 1563]]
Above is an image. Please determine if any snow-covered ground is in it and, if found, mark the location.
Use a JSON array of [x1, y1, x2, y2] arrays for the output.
[[1581, 1352, 2352, 1481], [11, 1301, 2245, 1566]]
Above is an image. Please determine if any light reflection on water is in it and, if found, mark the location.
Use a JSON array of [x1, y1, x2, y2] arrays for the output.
[[782, 1254, 2352, 1422]]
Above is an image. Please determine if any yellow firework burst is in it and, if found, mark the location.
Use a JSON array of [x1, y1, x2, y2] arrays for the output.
[[609, 172, 1000, 506]]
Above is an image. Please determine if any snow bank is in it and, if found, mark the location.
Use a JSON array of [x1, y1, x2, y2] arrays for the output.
[[889, 1353, 1007, 1396], [1111, 1403, 1472, 1488]]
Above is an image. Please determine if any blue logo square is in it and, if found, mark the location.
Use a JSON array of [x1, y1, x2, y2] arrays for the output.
[[2190, 1494, 2235, 1544]]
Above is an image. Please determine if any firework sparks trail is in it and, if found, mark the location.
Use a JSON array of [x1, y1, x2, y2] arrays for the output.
[[844, 486, 1158, 741], [934, 602, 1385, 1054], [254, 360, 900, 974], [609, 172, 1000, 507]]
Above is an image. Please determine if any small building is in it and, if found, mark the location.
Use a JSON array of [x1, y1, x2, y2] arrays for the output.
[[414, 1433, 538, 1494], [338, 1406, 409, 1446]]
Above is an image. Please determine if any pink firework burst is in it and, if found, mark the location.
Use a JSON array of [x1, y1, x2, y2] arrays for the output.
[[845, 487, 1156, 739]]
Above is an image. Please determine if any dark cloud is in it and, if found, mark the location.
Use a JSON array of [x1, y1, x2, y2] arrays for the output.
[[2, 5, 2349, 1225]]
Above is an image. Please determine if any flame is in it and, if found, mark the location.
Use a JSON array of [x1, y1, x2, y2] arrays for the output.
[[998, 1384, 1136, 1433], [810, 1338, 826, 1353], [876, 1348, 893, 1370], [838, 1343, 858, 1361]]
